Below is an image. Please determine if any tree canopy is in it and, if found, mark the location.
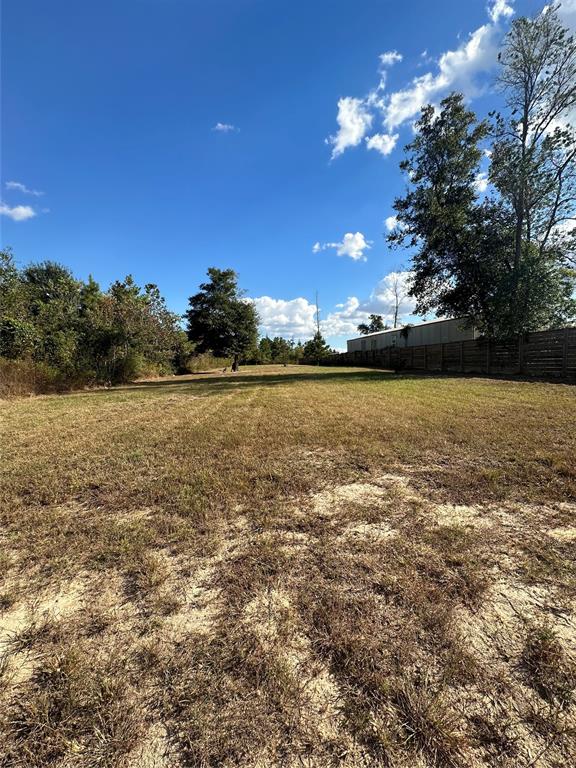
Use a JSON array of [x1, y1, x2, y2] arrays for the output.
[[0, 248, 189, 385], [185, 268, 259, 370], [390, 31, 576, 339], [357, 314, 386, 335], [301, 331, 333, 364]]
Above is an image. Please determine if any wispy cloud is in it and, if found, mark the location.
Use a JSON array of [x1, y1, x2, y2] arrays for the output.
[[313, 232, 372, 262], [213, 122, 238, 133], [0, 202, 37, 221], [5, 180, 44, 196]]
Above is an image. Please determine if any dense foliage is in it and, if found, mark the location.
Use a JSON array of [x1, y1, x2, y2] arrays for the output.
[[252, 336, 305, 364], [357, 314, 386, 335], [0, 249, 190, 388], [185, 268, 259, 371], [301, 331, 334, 363]]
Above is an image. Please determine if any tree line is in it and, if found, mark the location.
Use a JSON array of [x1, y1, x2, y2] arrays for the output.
[[0, 256, 332, 392]]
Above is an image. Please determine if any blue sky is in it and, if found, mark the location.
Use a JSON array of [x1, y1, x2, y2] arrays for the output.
[[1, 0, 567, 349]]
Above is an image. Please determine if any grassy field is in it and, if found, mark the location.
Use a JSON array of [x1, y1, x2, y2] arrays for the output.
[[1, 365, 575, 767]]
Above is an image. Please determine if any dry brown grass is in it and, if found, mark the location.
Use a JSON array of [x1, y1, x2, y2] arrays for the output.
[[1, 365, 575, 766]]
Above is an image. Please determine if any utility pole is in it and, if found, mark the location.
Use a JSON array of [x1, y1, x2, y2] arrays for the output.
[[315, 291, 321, 365]]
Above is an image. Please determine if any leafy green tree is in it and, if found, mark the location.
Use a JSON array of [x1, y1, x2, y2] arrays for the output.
[[389, 91, 576, 336], [0, 254, 186, 385], [301, 332, 333, 364], [389, 94, 489, 318], [21, 261, 83, 372], [258, 336, 273, 363], [186, 268, 259, 371], [357, 314, 386, 335], [270, 336, 292, 363]]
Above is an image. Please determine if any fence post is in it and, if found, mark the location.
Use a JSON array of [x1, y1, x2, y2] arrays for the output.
[[424, 344, 428, 371], [410, 346, 414, 370], [460, 341, 464, 373], [518, 334, 525, 375], [486, 339, 491, 375], [562, 328, 569, 380], [440, 343, 444, 373]]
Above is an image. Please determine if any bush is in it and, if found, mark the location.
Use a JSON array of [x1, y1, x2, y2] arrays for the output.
[[0, 358, 78, 397], [182, 352, 232, 373]]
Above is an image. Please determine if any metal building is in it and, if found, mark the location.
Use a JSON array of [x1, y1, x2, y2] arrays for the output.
[[346, 317, 479, 353]]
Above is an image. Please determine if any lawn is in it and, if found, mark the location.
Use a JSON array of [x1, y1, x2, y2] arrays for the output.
[[1, 365, 575, 767]]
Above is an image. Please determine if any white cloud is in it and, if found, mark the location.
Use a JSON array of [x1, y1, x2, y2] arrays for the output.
[[314, 231, 372, 261], [5, 180, 43, 196], [558, 0, 576, 26], [253, 296, 317, 338], [213, 122, 238, 132], [363, 271, 416, 319], [385, 215, 399, 231], [365, 132, 398, 156], [323, 271, 417, 336], [489, 0, 514, 23], [327, 97, 373, 159], [0, 202, 37, 221], [473, 171, 489, 193], [328, 1, 514, 157], [252, 270, 419, 343], [384, 15, 507, 131], [379, 50, 403, 68]]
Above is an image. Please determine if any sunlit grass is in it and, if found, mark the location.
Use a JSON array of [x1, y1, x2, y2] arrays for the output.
[[1, 366, 575, 766]]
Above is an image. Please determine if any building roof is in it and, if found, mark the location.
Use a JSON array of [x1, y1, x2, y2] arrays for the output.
[[347, 316, 470, 343]]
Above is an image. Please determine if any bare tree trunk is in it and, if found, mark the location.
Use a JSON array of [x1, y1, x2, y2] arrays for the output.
[[232, 354, 239, 372]]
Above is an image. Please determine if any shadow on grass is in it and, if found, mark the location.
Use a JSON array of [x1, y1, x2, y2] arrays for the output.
[[114, 368, 401, 395], [65, 366, 569, 401]]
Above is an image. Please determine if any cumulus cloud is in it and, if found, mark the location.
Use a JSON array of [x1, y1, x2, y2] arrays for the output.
[[383, 15, 507, 131], [252, 296, 317, 338], [489, 0, 514, 23], [313, 231, 372, 261], [327, 97, 373, 159], [365, 132, 398, 156], [5, 180, 43, 196], [328, 0, 514, 158], [385, 215, 399, 231], [0, 202, 37, 221], [213, 122, 238, 132], [322, 272, 417, 336], [252, 271, 418, 343], [363, 271, 416, 319]]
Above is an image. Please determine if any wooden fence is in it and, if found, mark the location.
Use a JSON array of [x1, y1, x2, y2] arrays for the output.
[[325, 327, 576, 382]]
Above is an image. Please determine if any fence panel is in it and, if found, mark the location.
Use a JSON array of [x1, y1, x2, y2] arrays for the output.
[[324, 327, 575, 381]]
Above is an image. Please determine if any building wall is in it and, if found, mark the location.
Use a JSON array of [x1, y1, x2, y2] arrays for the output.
[[347, 318, 478, 353]]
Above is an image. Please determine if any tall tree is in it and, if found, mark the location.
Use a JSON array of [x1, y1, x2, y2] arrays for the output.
[[492, 5, 576, 282], [186, 268, 258, 371], [388, 273, 410, 328], [301, 332, 333, 364], [389, 94, 489, 319], [389, 90, 576, 336], [357, 314, 386, 335]]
